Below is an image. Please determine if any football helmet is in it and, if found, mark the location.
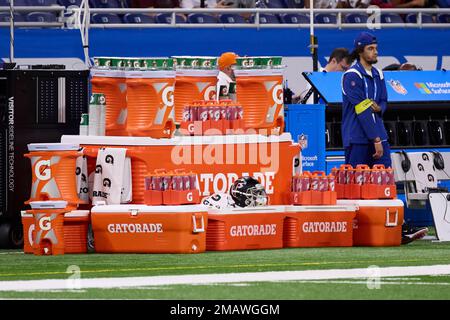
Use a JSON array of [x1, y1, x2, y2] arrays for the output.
[[201, 193, 236, 211], [230, 176, 268, 208]]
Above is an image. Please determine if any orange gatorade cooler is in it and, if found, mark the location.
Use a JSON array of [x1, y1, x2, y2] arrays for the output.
[[91, 69, 128, 136], [283, 205, 356, 248], [125, 69, 176, 138], [173, 69, 218, 123], [64, 210, 90, 254], [28, 201, 68, 256], [206, 206, 285, 251], [63, 133, 300, 206], [337, 199, 404, 246], [22, 209, 90, 254], [91, 204, 207, 253], [235, 68, 285, 134], [21, 211, 35, 254], [25, 143, 83, 208]]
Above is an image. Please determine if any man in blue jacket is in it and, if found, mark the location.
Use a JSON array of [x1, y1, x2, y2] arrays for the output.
[[341, 31, 391, 168], [342, 32, 429, 244]]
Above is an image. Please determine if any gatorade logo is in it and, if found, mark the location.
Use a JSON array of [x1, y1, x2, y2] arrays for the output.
[[203, 85, 216, 100], [272, 84, 284, 105], [95, 165, 103, 174], [384, 187, 391, 197], [242, 59, 255, 68], [28, 224, 35, 246], [162, 86, 174, 107], [35, 160, 51, 181], [105, 155, 114, 164], [39, 216, 51, 231], [103, 178, 112, 188], [187, 192, 193, 202]]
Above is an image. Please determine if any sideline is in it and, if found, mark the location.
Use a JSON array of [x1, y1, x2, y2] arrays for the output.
[[0, 264, 449, 292]]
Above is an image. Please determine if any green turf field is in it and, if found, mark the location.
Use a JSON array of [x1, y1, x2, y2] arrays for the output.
[[1, 240, 450, 299]]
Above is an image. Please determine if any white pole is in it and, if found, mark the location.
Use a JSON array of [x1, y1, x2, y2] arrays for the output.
[[309, 0, 314, 40], [9, 0, 14, 63], [85, 0, 91, 67]]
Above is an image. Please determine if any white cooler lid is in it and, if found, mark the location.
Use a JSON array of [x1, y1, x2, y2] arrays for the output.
[[61, 132, 294, 146], [208, 205, 286, 215], [65, 210, 90, 218], [21, 210, 33, 218], [234, 68, 285, 77], [125, 70, 176, 79], [284, 205, 357, 212], [336, 199, 404, 207], [176, 69, 218, 77], [29, 201, 68, 209], [91, 204, 207, 213], [27, 143, 80, 152]]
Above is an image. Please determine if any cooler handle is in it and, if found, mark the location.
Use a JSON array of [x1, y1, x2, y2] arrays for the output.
[[385, 209, 398, 227], [192, 214, 205, 233], [130, 209, 139, 216]]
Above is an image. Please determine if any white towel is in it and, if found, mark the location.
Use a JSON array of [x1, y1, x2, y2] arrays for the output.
[[121, 157, 133, 203], [91, 147, 127, 205], [76, 155, 89, 202]]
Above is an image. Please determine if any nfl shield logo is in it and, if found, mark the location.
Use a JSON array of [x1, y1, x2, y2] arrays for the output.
[[388, 79, 408, 95]]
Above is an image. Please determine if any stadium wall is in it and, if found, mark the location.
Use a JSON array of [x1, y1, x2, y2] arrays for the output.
[[1, 27, 449, 93]]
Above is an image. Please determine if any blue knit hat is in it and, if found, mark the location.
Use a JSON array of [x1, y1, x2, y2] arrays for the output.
[[354, 32, 377, 50]]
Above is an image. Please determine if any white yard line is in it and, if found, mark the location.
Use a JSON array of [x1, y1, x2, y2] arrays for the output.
[[0, 264, 450, 292]]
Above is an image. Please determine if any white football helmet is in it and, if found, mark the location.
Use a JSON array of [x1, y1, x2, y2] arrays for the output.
[[201, 193, 236, 211]]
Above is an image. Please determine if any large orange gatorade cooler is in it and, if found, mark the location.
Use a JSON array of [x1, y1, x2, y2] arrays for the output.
[[283, 205, 356, 248], [174, 68, 218, 123], [90, 204, 207, 253], [91, 69, 128, 136], [206, 206, 285, 251], [235, 68, 285, 134], [63, 133, 300, 205], [125, 69, 176, 138], [28, 201, 68, 256], [25, 143, 83, 208], [21, 209, 90, 254], [337, 199, 404, 246]]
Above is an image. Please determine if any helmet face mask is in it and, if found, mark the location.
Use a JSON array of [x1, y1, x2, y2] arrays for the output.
[[230, 177, 268, 208]]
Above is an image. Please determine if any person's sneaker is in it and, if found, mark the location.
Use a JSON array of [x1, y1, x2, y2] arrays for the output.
[[401, 226, 429, 245]]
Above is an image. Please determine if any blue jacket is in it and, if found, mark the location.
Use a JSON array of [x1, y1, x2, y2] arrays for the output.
[[341, 61, 388, 147]]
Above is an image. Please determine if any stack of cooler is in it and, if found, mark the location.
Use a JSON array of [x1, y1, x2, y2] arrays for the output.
[[22, 143, 90, 255], [234, 56, 285, 135]]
